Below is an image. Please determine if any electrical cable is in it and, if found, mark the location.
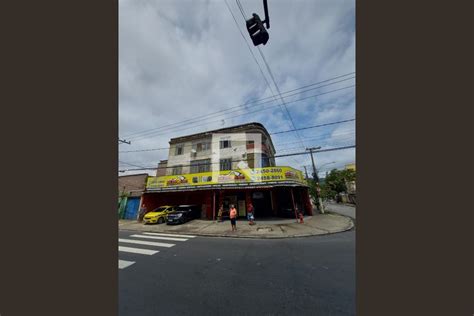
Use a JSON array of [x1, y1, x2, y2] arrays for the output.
[[118, 145, 356, 172], [123, 74, 355, 140], [119, 118, 355, 153], [129, 84, 355, 142]]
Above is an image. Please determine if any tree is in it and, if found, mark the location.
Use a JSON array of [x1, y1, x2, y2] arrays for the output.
[[308, 168, 356, 201]]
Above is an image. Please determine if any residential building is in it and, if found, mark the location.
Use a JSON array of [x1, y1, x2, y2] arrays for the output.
[[156, 160, 168, 177], [142, 122, 312, 219]]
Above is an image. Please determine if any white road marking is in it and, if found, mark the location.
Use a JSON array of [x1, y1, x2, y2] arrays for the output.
[[142, 232, 197, 238], [118, 259, 135, 269], [118, 246, 159, 255], [130, 234, 188, 242], [119, 238, 175, 248]]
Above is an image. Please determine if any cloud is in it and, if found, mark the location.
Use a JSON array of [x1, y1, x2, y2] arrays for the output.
[[119, 0, 355, 175]]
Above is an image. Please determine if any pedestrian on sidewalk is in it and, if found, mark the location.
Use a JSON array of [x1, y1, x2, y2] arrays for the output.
[[247, 202, 255, 225], [229, 204, 237, 231], [138, 203, 147, 222]]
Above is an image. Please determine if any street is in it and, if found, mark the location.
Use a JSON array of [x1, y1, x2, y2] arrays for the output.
[[325, 202, 356, 220], [119, 229, 355, 316]]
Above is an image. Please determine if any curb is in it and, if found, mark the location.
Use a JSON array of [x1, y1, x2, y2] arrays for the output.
[[119, 215, 354, 239]]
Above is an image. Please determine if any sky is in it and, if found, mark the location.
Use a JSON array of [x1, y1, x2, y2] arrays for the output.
[[119, 0, 355, 178]]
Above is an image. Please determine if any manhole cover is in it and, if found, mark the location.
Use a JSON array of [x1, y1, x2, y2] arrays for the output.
[[257, 227, 273, 232]]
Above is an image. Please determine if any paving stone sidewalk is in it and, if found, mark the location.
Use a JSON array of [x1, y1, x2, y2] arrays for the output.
[[119, 213, 354, 239]]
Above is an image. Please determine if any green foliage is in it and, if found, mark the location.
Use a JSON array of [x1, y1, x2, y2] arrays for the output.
[[308, 168, 356, 201]]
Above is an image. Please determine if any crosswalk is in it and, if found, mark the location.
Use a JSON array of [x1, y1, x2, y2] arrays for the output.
[[118, 232, 196, 270]]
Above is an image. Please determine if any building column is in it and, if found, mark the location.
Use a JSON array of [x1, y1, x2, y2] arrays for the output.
[[303, 187, 313, 216], [212, 190, 216, 221], [290, 188, 298, 221], [271, 189, 278, 216]]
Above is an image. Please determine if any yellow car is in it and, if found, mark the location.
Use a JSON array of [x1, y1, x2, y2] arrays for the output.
[[143, 206, 175, 224]]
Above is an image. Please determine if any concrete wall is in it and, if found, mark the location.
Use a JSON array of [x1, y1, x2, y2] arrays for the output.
[[156, 160, 168, 177], [118, 174, 148, 196]]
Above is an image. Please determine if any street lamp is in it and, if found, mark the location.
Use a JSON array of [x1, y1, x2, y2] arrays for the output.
[[318, 161, 336, 175]]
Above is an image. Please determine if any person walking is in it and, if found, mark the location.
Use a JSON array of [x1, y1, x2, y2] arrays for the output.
[[229, 204, 237, 231], [247, 202, 255, 225], [138, 203, 147, 222]]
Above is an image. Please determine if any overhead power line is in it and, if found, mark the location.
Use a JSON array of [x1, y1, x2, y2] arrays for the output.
[[228, 0, 305, 166], [118, 145, 356, 172], [119, 118, 355, 153], [125, 75, 355, 142], [276, 133, 355, 151], [223, 0, 286, 128], [119, 160, 147, 169], [120, 147, 170, 153], [225, 0, 305, 168], [256, 46, 304, 144], [129, 78, 354, 142], [236, 0, 246, 18], [271, 118, 355, 135], [117, 131, 354, 156], [129, 84, 355, 143]]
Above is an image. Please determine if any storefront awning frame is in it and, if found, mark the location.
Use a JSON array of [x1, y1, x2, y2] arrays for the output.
[[144, 181, 308, 193]]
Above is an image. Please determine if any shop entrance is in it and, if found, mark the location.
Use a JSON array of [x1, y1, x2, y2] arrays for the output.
[[251, 191, 272, 217], [222, 192, 246, 218]]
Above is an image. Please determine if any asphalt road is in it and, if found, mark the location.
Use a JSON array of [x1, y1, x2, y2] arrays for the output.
[[325, 202, 356, 220], [119, 229, 355, 316]]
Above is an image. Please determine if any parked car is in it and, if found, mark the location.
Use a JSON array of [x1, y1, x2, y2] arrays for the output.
[[143, 205, 176, 224], [166, 205, 201, 225]]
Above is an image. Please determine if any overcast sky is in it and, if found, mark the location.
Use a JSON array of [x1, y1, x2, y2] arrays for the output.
[[119, 0, 355, 177]]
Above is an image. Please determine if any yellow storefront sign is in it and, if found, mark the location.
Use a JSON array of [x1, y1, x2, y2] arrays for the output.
[[146, 166, 306, 189]]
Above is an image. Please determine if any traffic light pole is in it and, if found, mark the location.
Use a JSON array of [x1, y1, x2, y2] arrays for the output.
[[262, 0, 270, 28], [307, 147, 325, 214]]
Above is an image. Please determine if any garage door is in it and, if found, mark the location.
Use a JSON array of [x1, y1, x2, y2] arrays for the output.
[[124, 197, 140, 220]]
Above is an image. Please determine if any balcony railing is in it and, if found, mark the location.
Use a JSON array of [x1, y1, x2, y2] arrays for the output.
[[146, 166, 306, 189]]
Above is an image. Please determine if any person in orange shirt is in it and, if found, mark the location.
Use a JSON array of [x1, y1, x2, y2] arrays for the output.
[[229, 204, 237, 231]]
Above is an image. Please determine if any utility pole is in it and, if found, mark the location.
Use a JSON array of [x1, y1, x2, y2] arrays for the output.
[[303, 166, 309, 180], [306, 147, 325, 214]]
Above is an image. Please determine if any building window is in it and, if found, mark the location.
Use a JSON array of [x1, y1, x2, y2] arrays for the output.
[[220, 158, 232, 171], [247, 153, 255, 168], [175, 144, 184, 155], [262, 153, 270, 168], [172, 165, 183, 175], [246, 140, 255, 149], [193, 142, 211, 152], [190, 159, 211, 173], [220, 140, 231, 149]]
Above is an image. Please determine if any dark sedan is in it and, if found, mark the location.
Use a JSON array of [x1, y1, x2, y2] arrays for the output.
[[166, 205, 201, 225]]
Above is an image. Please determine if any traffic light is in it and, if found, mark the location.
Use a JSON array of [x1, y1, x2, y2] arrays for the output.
[[246, 13, 269, 46]]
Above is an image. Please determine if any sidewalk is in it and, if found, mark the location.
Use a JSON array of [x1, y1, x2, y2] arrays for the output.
[[119, 213, 354, 239]]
